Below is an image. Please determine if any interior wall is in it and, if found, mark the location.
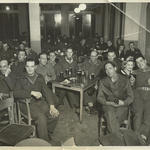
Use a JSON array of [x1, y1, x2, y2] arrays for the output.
[[123, 3, 142, 51]]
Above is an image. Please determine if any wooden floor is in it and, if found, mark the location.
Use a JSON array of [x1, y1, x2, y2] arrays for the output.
[[52, 98, 100, 146]]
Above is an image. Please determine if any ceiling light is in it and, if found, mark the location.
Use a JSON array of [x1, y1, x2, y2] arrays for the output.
[[74, 8, 80, 13], [5, 6, 10, 11], [79, 4, 86, 11]]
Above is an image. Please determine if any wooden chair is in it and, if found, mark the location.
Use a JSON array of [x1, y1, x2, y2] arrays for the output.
[[17, 98, 32, 125], [16, 98, 36, 136], [98, 106, 131, 141], [0, 96, 34, 146]]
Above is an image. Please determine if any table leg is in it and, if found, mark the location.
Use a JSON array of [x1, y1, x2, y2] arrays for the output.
[[80, 89, 84, 123], [52, 85, 56, 93]]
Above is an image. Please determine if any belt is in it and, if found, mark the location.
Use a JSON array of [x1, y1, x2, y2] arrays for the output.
[[137, 87, 150, 91]]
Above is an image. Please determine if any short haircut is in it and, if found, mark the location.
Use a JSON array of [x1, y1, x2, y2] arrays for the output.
[[108, 50, 116, 55], [122, 58, 135, 69], [119, 44, 125, 47], [25, 58, 35, 65], [0, 58, 8, 64], [0, 57, 9, 64], [134, 53, 145, 61], [91, 50, 98, 56], [66, 47, 73, 52], [38, 52, 47, 58], [129, 41, 135, 45], [17, 49, 27, 55], [104, 61, 118, 71]]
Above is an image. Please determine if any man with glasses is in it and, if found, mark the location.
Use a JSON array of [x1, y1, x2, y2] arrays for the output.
[[79, 50, 103, 114]]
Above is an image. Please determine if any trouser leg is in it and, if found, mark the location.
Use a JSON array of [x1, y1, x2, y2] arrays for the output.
[[133, 89, 144, 131], [116, 106, 128, 124], [55, 89, 66, 105], [103, 106, 120, 133], [30, 101, 49, 142], [84, 91, 97, 105], [139, 95, 150, 138], [66, 91, 79, 108], [36, 101, 58, 138]]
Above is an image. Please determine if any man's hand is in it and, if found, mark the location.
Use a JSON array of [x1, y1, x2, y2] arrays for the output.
[[130, 75, 135, 86], [0, 93, 3, 100], [94, 83, 98, 90], [50, 105, 59, 118], [5, 67, 11, 77], [31, 91, 42, 99], [107, 100, 124, 107], [113, 100, 125, 107]]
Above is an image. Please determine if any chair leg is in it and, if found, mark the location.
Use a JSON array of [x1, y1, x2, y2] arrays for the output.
[[8, 106, 14, 124], [13, 103, 18, 123], [30, 125, 36, 137], [16, 102, 22, 124]]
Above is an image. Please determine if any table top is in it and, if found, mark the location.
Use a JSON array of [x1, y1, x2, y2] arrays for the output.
[[52, 77, 99, 91]]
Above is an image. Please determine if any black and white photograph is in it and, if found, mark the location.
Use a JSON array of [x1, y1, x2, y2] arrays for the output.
[[0, 1, 149, 147]]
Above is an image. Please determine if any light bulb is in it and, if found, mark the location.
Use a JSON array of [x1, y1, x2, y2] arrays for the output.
[[5, 6, 10, 11], [79, 4, 86, 11], [74, 8, 80, 13]]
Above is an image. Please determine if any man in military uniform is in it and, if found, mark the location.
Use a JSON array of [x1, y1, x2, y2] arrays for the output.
[[11, 50, 26, 77], [14, 58, 59, 143], [97, 61, 133, 135], [133, 54, 150, 144], [79, 50, 103, 114]]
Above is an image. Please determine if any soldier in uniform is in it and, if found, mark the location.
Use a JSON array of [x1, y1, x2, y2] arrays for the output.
[[133, 54, 150, 144], [14, 58, 59, 143], [97, 61, 133, 135]]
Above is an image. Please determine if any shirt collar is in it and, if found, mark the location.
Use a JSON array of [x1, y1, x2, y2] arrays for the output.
[[65, 56, 73, 64], [26, 73, 38, 85], [89, 59, 99, 65]]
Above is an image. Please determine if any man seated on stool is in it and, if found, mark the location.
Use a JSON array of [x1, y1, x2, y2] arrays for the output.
[[97, 61, 133, 135], [14, 58, 59, 143]]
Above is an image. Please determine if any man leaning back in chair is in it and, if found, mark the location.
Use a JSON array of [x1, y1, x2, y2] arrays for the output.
[[97, 61, 133, 136], [14, 58, 59, 143]]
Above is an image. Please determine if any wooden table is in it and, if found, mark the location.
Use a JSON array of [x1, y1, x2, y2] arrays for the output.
[[52, 77, 99, 123]]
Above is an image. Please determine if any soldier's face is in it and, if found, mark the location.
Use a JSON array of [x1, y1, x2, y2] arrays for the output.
[[136, 57, 146, 69], [90, 52, 98, 62], [100, 37, 104, 43], [66, 49, 73, 59], [129, 43, 134, 50], [107, 41, 112, 46], [39, 54, 47, 66], [3, 44, 9, 51], [49, 53, 56, 62], [19, 44, 25, 50], [0, 60, 9, 75], [25, 61, 36, 76], [18, 51, 26, 62], [105, 63, 116, 78], [108, 52, 116, 61], [119, 45, 124, 51], [125, 61, 134, 72]]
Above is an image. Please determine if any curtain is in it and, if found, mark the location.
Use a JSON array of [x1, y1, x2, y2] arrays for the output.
[[0, 13, 19, 40]]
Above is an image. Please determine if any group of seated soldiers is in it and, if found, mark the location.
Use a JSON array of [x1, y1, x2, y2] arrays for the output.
[[0, 35, 150, 145]]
